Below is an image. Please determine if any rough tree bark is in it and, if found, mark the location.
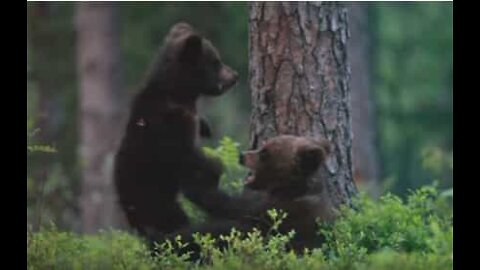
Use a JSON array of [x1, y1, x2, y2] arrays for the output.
[[348, 3, 380, 196], [249, 2, 357, 207], [75, 3, 125, 233]]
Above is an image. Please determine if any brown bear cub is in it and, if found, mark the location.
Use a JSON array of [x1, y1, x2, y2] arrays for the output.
[[114, 23, 238, 244], [167, 135, 337, 259], [239, 135, 337, 250]]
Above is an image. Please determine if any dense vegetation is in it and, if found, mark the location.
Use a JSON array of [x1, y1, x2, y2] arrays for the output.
[[28, 137, 452, 269], [28, 185, 452, 270], [27, 2, 453, 268]]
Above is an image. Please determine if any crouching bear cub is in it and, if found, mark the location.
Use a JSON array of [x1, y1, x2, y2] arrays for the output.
[[167, 135, 337, 259], [114, 23, 238, 245]]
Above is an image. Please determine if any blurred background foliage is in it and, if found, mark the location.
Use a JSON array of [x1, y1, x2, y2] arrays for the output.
[[26, 2, 452, 231], [372, 2, 452, 194]]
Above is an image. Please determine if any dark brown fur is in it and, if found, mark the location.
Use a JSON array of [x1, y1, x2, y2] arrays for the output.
[[114, 23, 239, 244], [165, 135, 337, 260]]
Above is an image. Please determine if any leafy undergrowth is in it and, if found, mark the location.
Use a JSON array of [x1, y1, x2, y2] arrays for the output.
[[27, 186, 452, 270]]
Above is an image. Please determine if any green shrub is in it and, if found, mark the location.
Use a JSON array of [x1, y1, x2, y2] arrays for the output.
[[27, 224, 157, 270], [320, 185, 453, 267], [202, 136, 247, 195], [28, 185, 452, 270], [180, 136, 247, 224]]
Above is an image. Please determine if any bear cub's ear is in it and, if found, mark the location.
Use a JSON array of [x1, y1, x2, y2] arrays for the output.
[[316, 139, 332, 157], [180, 34, 203, 63], [298, 147, 323, 175], [297, 139, 331, 175]]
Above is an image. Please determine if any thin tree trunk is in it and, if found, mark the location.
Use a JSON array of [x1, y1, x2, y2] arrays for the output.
[[249, 2, 356, 207], [27, 3, 62, 230], [75, 2, 124, 233], [27, 3, 57, 144], [348, 3, 380, 197]]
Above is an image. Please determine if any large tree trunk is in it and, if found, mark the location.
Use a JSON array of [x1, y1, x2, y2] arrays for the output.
[[249, 2, 356, 207], [75, 2, 125, 233], [348, 3, 380, 196]]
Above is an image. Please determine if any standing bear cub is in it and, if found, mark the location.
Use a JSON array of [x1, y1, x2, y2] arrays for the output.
[[114, 23, 238, 244]]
